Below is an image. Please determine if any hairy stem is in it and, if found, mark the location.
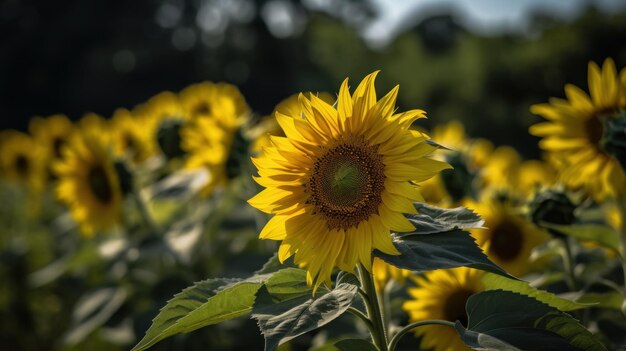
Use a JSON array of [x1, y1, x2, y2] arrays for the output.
[[388, 319, 456, 351], [357, 264, 389, 351]]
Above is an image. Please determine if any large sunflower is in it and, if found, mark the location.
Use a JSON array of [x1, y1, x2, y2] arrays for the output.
[[403, 267, 484, 351], [530, 58, 626, 201], [468, 200, 548, 277], [248, 72, 450, 289], [54, 129, 122, 236]]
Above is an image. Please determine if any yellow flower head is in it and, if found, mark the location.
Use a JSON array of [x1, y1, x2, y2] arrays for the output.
[[29, 114, 74, 166], [179, 82, 251, 195], [250, 92, 334, 156], [403, 267, 484, 351], [530, 58, 626, 201], [0, 130, 45, 191], [468, 199, 548, 277], [248, 72, 450, 289], [111, 108, 155, 163], [180, 81, 250, 131], [134, 91, 187, 159], [53, 126, 123, 237]]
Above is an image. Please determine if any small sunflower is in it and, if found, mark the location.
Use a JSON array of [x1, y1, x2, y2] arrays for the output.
[[468, 200, 548, 277], [28, 114, 74, 167], [530, 58, 626, 201], [248, 72, 450, 289], [403, 267, 484, 351], [54, 129, 123, 236], [179, 81, 250, 131], [179, 82, 251, 195], [0, 130, 45, 191], [249, 92, 334, 156], [111, 108, 154, 163], [134, 91, 187, 159]]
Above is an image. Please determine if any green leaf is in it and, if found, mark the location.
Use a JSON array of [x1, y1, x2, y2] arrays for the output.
[[481, 273, 590, 311], [252, 273, 359, 351], [374, 229, 513, 278], [132, 275, 269, 351], [411, 202, 484, 233], [575, 291, 623, 310], [456, 290, 607, 351], [255, 253, 296, 275], [540, 222, 620, 252], [334, 338, 378, 351]]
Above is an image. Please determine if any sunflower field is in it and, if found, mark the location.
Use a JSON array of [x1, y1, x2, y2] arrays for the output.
[[2, 2, 626, 351]]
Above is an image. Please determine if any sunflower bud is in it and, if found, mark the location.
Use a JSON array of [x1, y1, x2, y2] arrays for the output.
[[600, 109, 626, 172], [156, 119, 186, 160], [529, 189, 576, 237]]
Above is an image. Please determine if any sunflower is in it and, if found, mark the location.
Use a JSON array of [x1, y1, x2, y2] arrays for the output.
[[530, 58, 626, 201], [468, 200, 548, 277], [28, 114, 74, 168], [403, 267, 484, 351], [248, 72, 450, 289], [0, 130, 45, 191], [372, 257, 410, 291], [517, 160, 556, 198], [179, 83, 251, 195], [111, 108, 154, 163], [134, 91, 187, 159], [179, 81, 249, 131], [249, 92, 335, 156], [53, 128, 123, 236]]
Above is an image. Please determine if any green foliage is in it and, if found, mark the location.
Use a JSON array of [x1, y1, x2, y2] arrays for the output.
[[540, 222, 620, 253], [455, 290, 607, 351], [252, 273, 359, 351], [481, 273, 590, 311], [334, 338, 378, 351], [410, 202, 484, 233]]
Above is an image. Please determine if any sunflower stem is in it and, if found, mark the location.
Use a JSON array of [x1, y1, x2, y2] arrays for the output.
[[132, 192, 160, 235], [347, 307, 376, 335], [559, 237, 578, 291], [616, 199, 626, 318], [388, 319, 456, 351], [357, 264, 389, 351]]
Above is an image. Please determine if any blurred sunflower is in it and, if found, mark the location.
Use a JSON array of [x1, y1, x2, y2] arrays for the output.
[[372, 257, 410, 291], [468, 200, 548, 277], [403, 267, 484, 351], [179, 82, 249, 131], [135, 91, 187, 159], [249, 92, 334, 156], [248, 71, 449, 289], [111, 108, 154, 163], [28, 114, 74, 170], [0, 130, 45, 191], [479, 145, 521, 194], [54, 131, 122, 236], [530, 58, 626, 201], [517, 160, 557, 198], [180, 83, 251, 195]]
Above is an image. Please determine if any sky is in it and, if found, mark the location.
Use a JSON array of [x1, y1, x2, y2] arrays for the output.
[[363, 0, 626, 47]]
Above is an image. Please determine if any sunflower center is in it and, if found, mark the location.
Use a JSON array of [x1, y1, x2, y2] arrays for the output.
[[88, 166, 113, 203], [307, 141, 385, 230], [443, 288, 474, 327], [586, 116, 604, 145], [53, 137, 65, 159], [489, 218, 524, 262], [194, 102, 211, 116], [15, 155, 29, 176]]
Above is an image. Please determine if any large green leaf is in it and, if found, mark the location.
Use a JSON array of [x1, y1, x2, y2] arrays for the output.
[[409, 202, 484, 234], [252, 273, 359, 351], [481, 273, 590, 311], [374, 229, 513, 278], [455, 290, 607, 351], [132, 275, 268, 351]]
